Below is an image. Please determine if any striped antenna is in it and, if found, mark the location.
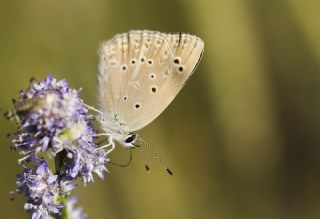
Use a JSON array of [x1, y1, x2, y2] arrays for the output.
[[138, 137, 173, 175]]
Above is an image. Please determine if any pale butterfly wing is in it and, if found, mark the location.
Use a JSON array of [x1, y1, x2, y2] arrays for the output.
[[98, 30, 204, 133]]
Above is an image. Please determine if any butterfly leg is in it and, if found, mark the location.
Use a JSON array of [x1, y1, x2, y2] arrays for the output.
[[94, 134, 116, 155], [83, 103, 104, 114], [105, 141, 116, 155], [98, 138, 115, 155], [93, 133, 112, 137]]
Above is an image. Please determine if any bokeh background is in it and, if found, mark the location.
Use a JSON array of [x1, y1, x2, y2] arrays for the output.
[[1, 0, 320, 218]]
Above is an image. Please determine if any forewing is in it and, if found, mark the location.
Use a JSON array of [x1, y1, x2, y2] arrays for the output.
[[98, 30, 204, 132]]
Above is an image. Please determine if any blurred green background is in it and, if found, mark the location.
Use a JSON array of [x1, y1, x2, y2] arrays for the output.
[[1, 0, 320, 218]]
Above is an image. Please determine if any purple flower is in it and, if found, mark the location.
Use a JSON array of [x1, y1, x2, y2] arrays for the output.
[[16, 160, 74, 219], [9, 74, 109, 182], [11, 74, 91, 155], [12, 132, 40, 164], [66, 139, 109, 185], [8, 74, 111, 218]]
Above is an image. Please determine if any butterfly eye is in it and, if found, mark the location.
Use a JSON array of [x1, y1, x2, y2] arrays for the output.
[[124, 133, 137, 144]]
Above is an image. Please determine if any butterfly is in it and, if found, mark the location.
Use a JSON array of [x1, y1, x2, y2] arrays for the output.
[[87, 30, 204, 174]]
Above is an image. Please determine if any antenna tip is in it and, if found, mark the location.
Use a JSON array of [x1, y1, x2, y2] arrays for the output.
[[166, 167, 173, 176]]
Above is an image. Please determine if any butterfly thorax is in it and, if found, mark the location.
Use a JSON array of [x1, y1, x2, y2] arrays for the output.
[[99, 110, 130, 131], [99, 114, 138, 148]]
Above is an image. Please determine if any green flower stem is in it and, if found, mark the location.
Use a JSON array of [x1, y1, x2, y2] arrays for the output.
[[55, 151, 69, 219]]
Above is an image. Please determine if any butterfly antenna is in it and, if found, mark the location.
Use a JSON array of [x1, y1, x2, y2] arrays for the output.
[[138, 138, 173, 175], [108, 149, 133, 168], [134, 143, 151, 173]]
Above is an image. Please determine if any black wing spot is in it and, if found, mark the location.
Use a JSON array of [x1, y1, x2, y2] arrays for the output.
[[151, 86, 157, 94], [147, 59, 154, 66], [134, 103, 141, 110], [149, 73, 156, 80], [178, 66, 184, 73], [130, 59, 137, 65], [173, 57, 181, 65], [121, 64, 128, 72]]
